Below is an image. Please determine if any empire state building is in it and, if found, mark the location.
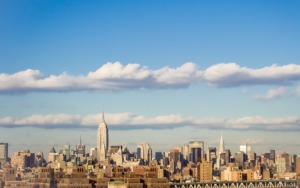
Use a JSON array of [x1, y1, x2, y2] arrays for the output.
[[97, 112, 109, 162]]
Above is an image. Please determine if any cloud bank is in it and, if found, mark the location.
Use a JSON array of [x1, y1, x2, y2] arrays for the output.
[[1, 113, 300, 131], [1, 62, 300, 93]]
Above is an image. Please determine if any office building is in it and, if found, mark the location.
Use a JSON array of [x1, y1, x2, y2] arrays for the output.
[[189, 141, 204, 164], [270, 150, 275, 162], [76, 135, 86, 163], [48, 147, 59, 163], [197, 159, 213, 182], [97, 112, 109, 162], [240, 143, 247, 154], [296, 155, 300, 175], [0, 143, 8, 160], [137, 142, 152, 165], [11, 150, 35, 168], [0, 143, 8, 167], [235, 151, 246, 168]]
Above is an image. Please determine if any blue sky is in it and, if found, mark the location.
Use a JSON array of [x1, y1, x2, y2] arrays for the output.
[[1, 0, 300, 157]]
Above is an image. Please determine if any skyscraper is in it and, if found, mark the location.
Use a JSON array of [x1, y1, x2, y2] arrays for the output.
[[137, 142, 152, 165], [189, 141, 204, 164], [217, 132, 225, 168], [0, 143, 8, 160], [97, 112, 109, 162], [0, 143, 8, 167]]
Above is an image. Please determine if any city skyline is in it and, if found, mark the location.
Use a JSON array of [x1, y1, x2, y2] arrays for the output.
[[1, 1, 300, 156]]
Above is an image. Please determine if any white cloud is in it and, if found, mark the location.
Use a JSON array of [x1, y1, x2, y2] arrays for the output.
[[1, 113, 299, 131], [253, 87, 286, 100], [202, 63, 300, 87], [1, 62, 300, 93]]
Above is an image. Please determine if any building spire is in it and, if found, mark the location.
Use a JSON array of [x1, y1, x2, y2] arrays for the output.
[[80, 134, 82, 145], [102, 111, 105, 123], [219, 131, 224, 153]]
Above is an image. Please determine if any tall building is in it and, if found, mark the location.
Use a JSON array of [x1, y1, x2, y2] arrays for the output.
[[0, 143, 8, 167], [0, 143, 8, 160], [240, 143, 247, 154], [170, 148, 181, 169], [90, 148, 97, 160], [296, 155, 300, 175], [235, 151, 246, 168], [97, 112, 109, 162], [189, 141, 204, 164], [270, 150, 275, 162], [219, 132, 225, 153], [155, 152, 163, 162], [76, 136, 86, 157], [137, 142, 152, 165], [60, 144, 71, 161], [11, 150, 35, 168], [276, 152, 292, 173], [217, 133, 225, 168], [48, 147, 59, 163], [197, 159, 213, 182], [206, 147, 217, 162]]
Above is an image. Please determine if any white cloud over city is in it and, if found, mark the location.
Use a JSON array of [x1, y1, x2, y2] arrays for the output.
[[1, 62, 300, 93], [1, 113, 300, 131]]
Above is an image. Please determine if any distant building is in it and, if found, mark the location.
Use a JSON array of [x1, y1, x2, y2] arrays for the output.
[[296, 155, 300, 175], [0, 143, 8, 167], [189, 141, 204, 164], [217, 133, 225, 169], [0, 143, 8, 160], [60, 144, 71, 162], [270, 150, 276, 162], [97, 112, 109, 162], [276, 152, 292, 173], [137, 142, 152, 165], [235, 151, 246, 168], [90, 148, 97, 160], [240, 143, 247, 154], [109, 145, 123, 166], [155, 152, 163, 162], [11, 150, 35, 168], [197, 159, 212, 182], [48, 147, 59, 163], [170, 148, 181, 167]]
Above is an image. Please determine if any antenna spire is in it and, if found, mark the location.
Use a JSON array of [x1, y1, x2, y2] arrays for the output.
[[102, 111, 105, 123]]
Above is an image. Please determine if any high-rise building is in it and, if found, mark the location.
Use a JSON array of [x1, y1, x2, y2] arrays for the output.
[[0, 143, 8, 167], [48, 147, 59, 163], [276, 152, 292, 173], [270, 150, 275, 162], [90, 148, 97, 160], [182, 144, 189, 161], [206, 147, 217, 162], [97, 112, 109, 162], [197, 159, 213, 182], [189, 141, 204, 164], [60, 144, 71, 161], [240, 143, 247, 154], [11, 150, 35, 168], [76, 136, 85, 156], [0, 143, 8, 160], [137, 142, 152, 165], [170, 148, 181, 169], [217, 132, 225, 168], [219, 133, 225, 154], [155, 152, 163, 162], [296, 155, 300, 175], [235, 151, 246, 168]]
